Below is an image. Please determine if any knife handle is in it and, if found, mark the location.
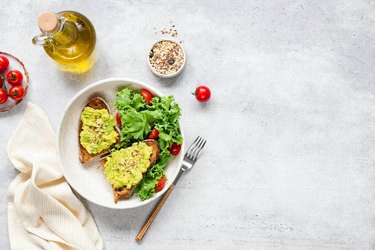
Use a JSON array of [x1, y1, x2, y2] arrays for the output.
[[136, 184, 175, 242]]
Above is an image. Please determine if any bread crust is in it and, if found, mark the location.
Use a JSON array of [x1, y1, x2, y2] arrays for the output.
[[78, 97, 120, 164], [100, 139, 160, 203]]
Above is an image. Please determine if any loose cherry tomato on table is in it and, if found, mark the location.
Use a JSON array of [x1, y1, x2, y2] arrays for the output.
[[116, 113, 122, 126], [141, 88, 153, 105], [148, 128, 159, 139], [0, 56, 9, 73], [154, 175, 166, 192], [8, 86, 25, 101], [193, 85, 211, 102], [169, 143, 181, 156], [0, 89, 8, 104], [7, 70, 23, 86]]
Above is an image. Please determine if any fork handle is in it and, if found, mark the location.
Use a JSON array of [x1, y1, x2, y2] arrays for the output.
[[136, 184, 175, 242]]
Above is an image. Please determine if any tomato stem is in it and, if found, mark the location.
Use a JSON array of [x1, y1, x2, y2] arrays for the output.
[[8, 72, 16, 81], [0, 74, 7, 93], [9, 90, 19, 97]]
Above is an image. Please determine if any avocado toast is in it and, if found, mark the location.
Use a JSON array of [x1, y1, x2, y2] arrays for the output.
[[79, 97, 120, 164], [99, 139, 160, 203]]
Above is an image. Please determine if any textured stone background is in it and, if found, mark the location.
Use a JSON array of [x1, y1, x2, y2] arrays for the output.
[[1, 0, 375, 249]]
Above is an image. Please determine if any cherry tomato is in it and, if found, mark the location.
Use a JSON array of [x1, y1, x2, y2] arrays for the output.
[[116, 113, 122, 126], [193, 85, 211, 102], [0, 56, 9, 73], [154, 176, 166, 192], [141, 88, 153, 105], [8, 86, 25, 101], [148, 129, 159, 139], [7, 70, 23, 86], [0, 89, 8, 104], [169, 143, 181, 156]]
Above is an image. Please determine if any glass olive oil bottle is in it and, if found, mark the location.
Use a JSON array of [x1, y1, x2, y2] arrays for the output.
[[32, 11, 96, 73]]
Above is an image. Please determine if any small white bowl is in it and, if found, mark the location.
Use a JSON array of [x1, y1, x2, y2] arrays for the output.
[[148, 39, 186, 79]]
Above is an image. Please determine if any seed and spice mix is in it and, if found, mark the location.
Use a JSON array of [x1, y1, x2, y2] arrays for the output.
[[149, 40, 184, 75]]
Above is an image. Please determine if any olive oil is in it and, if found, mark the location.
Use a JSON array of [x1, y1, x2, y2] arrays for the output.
[[33, 11, 96, 73]]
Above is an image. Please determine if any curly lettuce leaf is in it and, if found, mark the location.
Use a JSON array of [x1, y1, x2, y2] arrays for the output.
[[119, 109, 150, 141], [115, 88, 146, 111]]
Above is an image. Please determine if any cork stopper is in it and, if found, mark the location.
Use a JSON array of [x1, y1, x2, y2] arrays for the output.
[[38, 12, 59, 33]]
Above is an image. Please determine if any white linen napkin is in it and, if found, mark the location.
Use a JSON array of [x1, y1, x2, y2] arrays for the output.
[[7, 102, 103, 250]]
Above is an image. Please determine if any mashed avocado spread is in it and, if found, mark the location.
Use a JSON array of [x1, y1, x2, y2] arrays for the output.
[[104, 142, 153, 189], [80, 107, 118, 154]]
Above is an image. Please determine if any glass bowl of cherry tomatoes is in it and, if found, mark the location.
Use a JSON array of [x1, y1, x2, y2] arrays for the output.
[[0, 51, 29, 112]]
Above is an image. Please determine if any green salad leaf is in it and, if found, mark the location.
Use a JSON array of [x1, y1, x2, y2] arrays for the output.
[[115, 88, 183, 200], [115, 88, 146, 111]]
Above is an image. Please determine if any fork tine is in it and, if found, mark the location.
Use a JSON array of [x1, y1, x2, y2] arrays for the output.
[[192, 139, 206, 161], [185, 136, 201, 158], [190, 137, 204, 159], [189, 137, 204, 159]]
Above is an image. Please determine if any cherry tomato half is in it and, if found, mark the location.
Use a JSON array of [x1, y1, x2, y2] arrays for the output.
[[193, 85, 211, 102], [7, 70, 23, 86], [8, 86, 25, 101], [141, 88, 153, 105], [0, 56, 9, 73], [116, 113, 122, 126], [0, 89, 8, 104], [169, 143, 181, 156], [155, 175, 166, 192], [148, 129, 159, 139]]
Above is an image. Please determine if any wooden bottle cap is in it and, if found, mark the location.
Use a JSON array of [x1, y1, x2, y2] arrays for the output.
[[38, 12, 58, 33]]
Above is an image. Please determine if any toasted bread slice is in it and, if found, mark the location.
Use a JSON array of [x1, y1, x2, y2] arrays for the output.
[[79, 97, 120, 164], [100, 139, 160, 203]]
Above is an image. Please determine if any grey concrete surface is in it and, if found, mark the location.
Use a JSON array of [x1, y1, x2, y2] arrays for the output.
[[1, 0, 375, 249]]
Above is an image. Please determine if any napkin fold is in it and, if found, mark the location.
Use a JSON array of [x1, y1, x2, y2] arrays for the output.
[[7, 102, 103, 250]]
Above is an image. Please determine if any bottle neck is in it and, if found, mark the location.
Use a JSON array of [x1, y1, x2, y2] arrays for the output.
[[52, 16, 78, 47], [33, 15, 77, 47]]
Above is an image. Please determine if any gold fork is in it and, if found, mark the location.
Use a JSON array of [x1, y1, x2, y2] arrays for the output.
[[136, 136, 207, 241]]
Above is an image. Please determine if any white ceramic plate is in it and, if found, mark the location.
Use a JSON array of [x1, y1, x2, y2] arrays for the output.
[[58, 78, 184, 209]]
